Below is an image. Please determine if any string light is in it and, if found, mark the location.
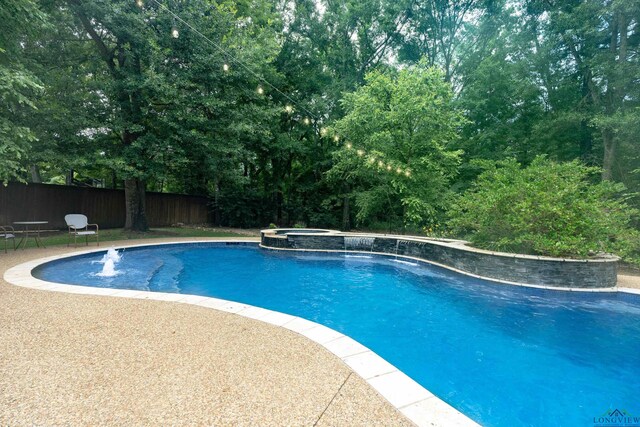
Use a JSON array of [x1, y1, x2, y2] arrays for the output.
[[257, 86, 264, 95], [333, 135, 339, 142], [320, 127, 328, 136], [171, 24, 179, 38], [223, 63, 229, 72], [285, 105, 293, 114], [338, 141, 412, 178], [136, 0, 144, 7], [303, 117, 311, 125]]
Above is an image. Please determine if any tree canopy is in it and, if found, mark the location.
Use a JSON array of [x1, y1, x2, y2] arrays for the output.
[[329, 63, 464, 229]]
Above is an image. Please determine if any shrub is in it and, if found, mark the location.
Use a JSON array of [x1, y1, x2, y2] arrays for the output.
[[448, 156, 640, 264]]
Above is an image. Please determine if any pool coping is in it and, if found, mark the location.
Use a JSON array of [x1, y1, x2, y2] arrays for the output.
[[3, 240, 477, 427]]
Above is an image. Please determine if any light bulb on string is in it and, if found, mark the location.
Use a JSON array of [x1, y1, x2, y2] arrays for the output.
[[333, 135, 339, 142], [378, 160, 384, 168], [405, 170, 411, 177], [303, 117, 311, 125], [346, 142, 352, 149], [257, 86, 264, 95], [285, 105, 293, 114], [171, 24, 179, 38], [357, 149, 364, 156], [386, 165, 392, 171], [320, 127, 328, 136], [136, 0, 144, 7], [223, 63, 229, 72]]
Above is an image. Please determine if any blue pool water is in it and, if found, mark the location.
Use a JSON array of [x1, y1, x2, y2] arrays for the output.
[[34, 243, 640, 426]]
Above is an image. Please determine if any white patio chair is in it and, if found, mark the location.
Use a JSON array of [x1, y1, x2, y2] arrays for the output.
[[64, 214, 99, 247], [0, 226, 16, 253]]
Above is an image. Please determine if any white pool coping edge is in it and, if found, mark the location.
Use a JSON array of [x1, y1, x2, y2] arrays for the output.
[[3, 240, 477, 427]]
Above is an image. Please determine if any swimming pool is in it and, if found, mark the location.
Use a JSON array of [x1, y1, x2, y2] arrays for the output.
[[33, 243, 640, 426]]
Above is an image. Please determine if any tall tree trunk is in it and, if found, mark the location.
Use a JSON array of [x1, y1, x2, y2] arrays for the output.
[[29, 165, 42, 183], [579, 74, 593, 163], [276, 189, 283, 226], [601, 129, 617, 181], [342, 184, 351, 231], [601, 12, 624, 181], [66, 169, 74, 185], [579, 118, 593, 164], [562, 26, 622, 181], [213, 178, 221, 226], [124, 178, 149, 231]]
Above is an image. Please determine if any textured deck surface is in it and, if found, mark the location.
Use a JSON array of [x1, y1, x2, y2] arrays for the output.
[[0, 238, 412, 426]]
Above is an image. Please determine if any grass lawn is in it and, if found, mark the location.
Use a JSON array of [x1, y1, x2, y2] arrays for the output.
[[18, 227, 256, 249]]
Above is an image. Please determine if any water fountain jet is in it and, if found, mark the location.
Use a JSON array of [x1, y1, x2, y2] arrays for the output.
[[96, 258, 118, 277], [101, 247, 121, 263]]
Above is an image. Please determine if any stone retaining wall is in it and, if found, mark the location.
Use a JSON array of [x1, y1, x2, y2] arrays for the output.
[[261, 230, 618, 288]]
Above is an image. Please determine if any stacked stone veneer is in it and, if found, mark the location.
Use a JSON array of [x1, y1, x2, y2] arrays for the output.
[[261, 230, 618, 288]]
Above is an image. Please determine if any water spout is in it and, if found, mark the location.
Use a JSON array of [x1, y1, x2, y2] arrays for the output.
[[395, 239, 400, 261], [344, 236, 376, 259], [345, 236, 375, 252], [96, 247, 121, 277], [101, 247, 121, 263], [96, 258, 118, 277]]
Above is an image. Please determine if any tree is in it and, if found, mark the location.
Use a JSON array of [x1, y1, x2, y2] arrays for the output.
[[63, 0, 281, 230], [452, 0, 639, 202], [329, 62, 464, 230], [17, 3, 108, 185], [250, 0, 417, 227], [63, 0, 163, 230], [0, 0, 45, 184], [399, 0, 488, 82], [534, 0, 640, 181], [454, 3, 557, 181]]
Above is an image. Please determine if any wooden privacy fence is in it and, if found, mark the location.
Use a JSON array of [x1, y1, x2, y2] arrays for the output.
[[0, 182, 210, 229]]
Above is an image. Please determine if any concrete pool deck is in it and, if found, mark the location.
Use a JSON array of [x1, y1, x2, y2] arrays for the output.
[[618, 272, 640, 289], [2, 238, 639, 426], [0, 238, 413, 426]]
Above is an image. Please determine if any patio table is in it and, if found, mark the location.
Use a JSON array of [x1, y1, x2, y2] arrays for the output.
[[13, 221, 48, 249]]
